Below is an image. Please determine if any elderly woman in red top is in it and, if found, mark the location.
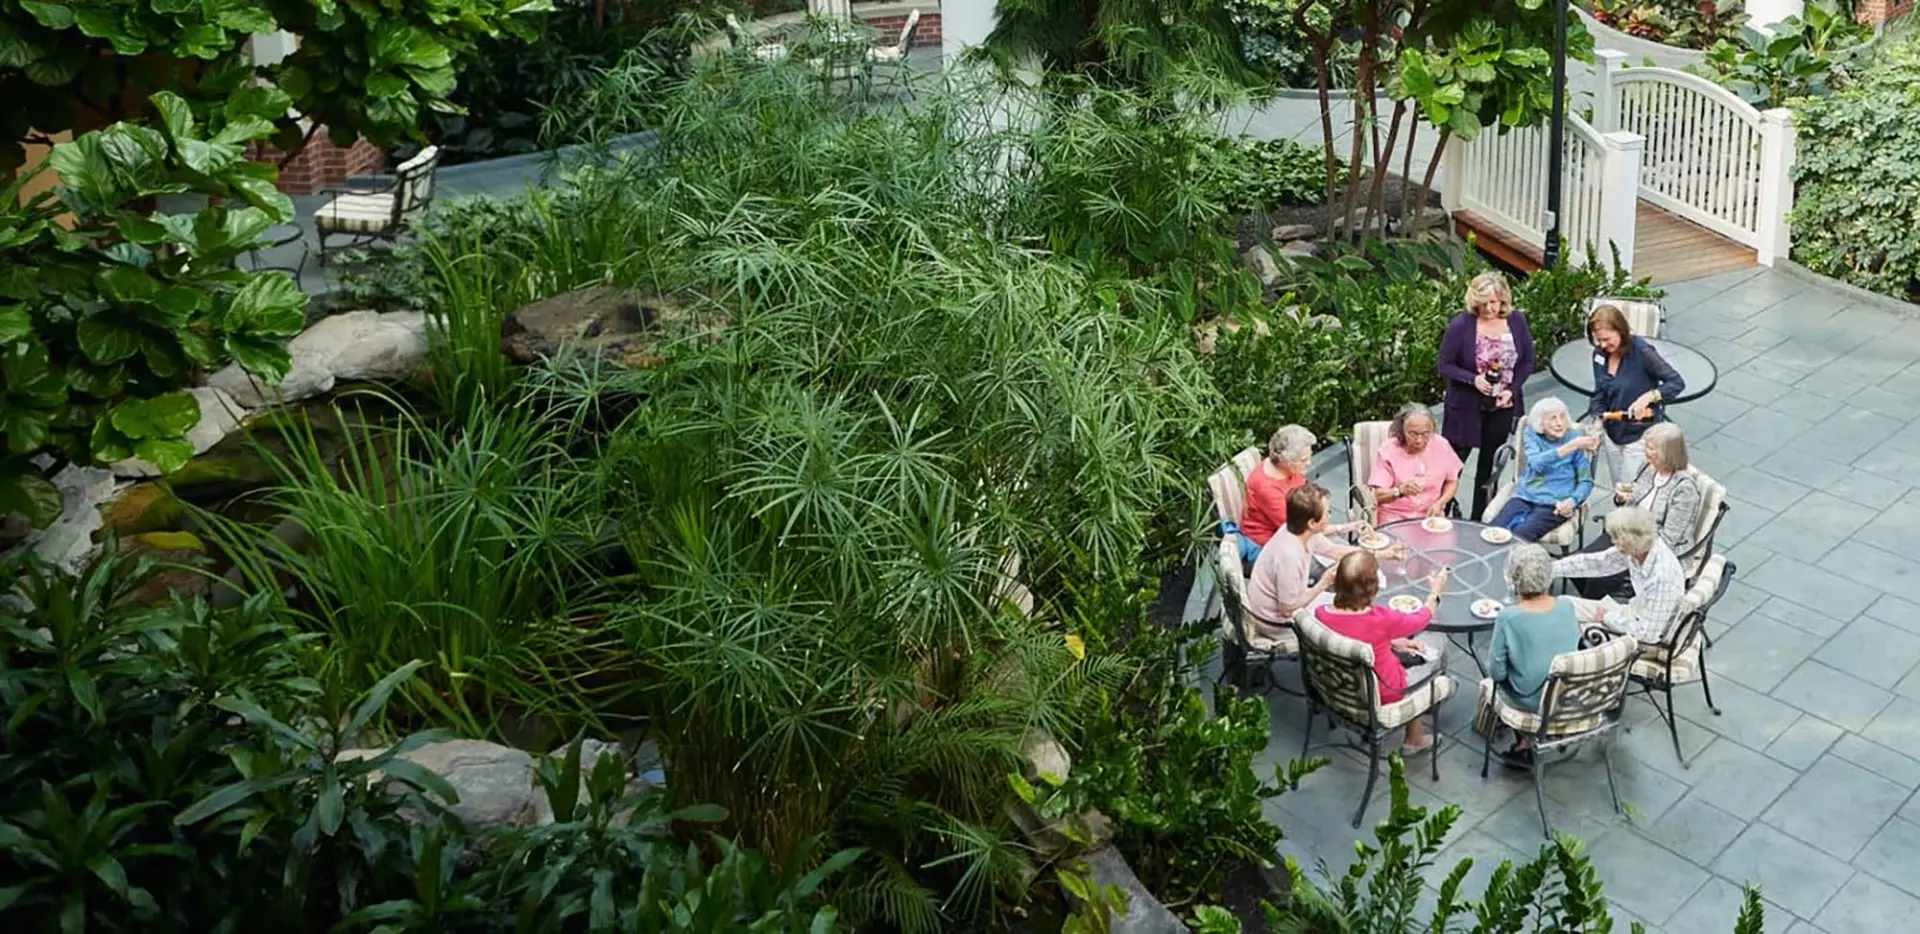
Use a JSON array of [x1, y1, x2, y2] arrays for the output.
[[1316, 551, 1450, 754], [1238, 424, 1364, 563]]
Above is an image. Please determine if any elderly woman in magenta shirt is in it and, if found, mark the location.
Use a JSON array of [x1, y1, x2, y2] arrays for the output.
[[1438, 271, 1534, 520], [1316, 550, 1451, 754], [1368, 403, 1463, 524]]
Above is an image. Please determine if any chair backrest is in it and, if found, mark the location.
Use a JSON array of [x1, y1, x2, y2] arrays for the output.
[[1587, 296, 1663, 339], [1685, 470, 1728, 570], [1294, 611, 1379, 728], [1663, 553, 1727, 658], [895, 9, 922, 51], [394, 145, 440, 216], [1535, 635, 1639, 738], [1206, 447, 1264, 526], [1216, 536, 1252, 646], [994, 551, 1034, 617], [1348, 420, 1391, 497], [818, 0, 852, 20]]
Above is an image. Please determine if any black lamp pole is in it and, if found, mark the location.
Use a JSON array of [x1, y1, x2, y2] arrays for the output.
[[1542, 0, 1569, 269]]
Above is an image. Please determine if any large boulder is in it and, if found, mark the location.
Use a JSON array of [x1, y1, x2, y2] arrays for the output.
[[116, 531, 211, 606], [339, 739, 539, 829], [502, 287, 724, 367], [25, 465, 121, 573], [208, 311, 427, 408], [1078, 846, 1187, 934], [96, 482, 185, 537]]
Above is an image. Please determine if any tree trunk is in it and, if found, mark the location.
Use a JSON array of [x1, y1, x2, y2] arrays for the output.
[[1294, 0, 1340, 238], [1415, 128, 1452, 230], [1338, 12, 1382, 244], [1400, 117, 1421, 222], [1362, 100, 1406, 240]]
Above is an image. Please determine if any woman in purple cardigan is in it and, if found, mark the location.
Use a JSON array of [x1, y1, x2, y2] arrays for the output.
[[1437, 271, 1535, 520]]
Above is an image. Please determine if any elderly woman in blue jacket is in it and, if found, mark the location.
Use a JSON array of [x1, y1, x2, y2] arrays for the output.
[[1490, 397, 1600, 542]]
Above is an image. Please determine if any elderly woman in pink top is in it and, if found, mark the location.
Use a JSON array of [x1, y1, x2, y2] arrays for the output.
[[1316, 550, 1451, 754], [1368, 403, 1463, 524]]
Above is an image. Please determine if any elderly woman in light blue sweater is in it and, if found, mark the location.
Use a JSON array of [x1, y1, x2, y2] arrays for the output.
[[1489, 397, 1600, 542], [1487, 543, 1582, 766]]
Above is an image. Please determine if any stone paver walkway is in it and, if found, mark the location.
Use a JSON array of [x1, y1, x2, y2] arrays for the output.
[[1261, 266, 1920, 934]]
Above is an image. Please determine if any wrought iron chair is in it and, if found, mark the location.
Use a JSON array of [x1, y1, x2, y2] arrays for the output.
[[1625, 554, 1730, 767], [1585, 296, 1665, 339], [724, 12, 789, 62], [1481, 427, 1587, 553], [866, 9, 921, 94], [1346, 419, 1392, 530], [1296, 610, 1453, 828], [1477, 633, 1640, 838], [1675, 470, 1729, 591], [1206, 449, 1301, 693], [314, 145, 440, 261]]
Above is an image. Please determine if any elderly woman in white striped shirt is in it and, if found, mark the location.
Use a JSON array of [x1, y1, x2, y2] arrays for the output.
[[1551, 506, 1687, 644]]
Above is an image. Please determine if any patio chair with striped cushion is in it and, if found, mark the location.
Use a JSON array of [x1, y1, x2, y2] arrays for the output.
[[1478, 633, 1640, 837], [314, 145, 441, 260]]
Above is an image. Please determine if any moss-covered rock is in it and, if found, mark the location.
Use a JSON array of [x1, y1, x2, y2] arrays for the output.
[[96, 483, 185, 539], [115, 530, 211, 607], [166, 450, 277, 501]]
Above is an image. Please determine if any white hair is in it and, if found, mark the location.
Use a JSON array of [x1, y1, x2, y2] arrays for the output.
[[1526, 397, 1572, 436], [1268, 424, 1315, 465], [1505, 543, 1556, 597], [1605, 506, 1658, 558]]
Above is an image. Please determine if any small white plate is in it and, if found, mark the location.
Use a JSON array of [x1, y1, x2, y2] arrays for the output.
[[1360, 533, 1392, 550], [1480, 527, 1513, 545], [1388, 595, 1423, 613], [1422, 517, 1453, 533], [1472, 598, 1503, 619]]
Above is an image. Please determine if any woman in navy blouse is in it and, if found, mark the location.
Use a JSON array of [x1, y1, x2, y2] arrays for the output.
[[1582, 305, 1685, 485], [1437, 271, 1535, 520]]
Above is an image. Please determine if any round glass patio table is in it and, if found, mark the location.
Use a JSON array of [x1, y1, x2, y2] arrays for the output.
[[1373, 518, 1520, 671], [1548, 338, 1719, 404]]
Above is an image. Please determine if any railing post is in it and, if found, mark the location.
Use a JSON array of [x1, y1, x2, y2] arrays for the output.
[[1597, 130, 1644, 274], [1439, 134, 1466, 215], [1591, 49, 1627, 134], [1756, 108, 1796, 266]]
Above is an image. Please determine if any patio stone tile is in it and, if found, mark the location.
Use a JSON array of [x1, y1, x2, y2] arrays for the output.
[[1714, 370, 1798, 407], [1682, 389, 1756, 426], [1853, 818, 1920, 897], [1849, 512, 1920, 565], [1831, 733, 1920, 789], [1767, 389, 1849, 426], [1825, 468, 1913, 512], [1903, 788, 1920, 826], [1813, 617, 1920, 689], [1859, 698, 1920, 766], [1670, 409, 1725, 443], [1783, 923, 1829, 934], [1420, 828, 1533, 900], [1852, 438, 1919, 481], [1737, 355, 1818, 388], [1619, 701, 1719, 776], [1741, 519, 1847, 568], [1765, 715, 1844, 771], [1674, 675, 1800, 750], [1540, 744, 1690, 826], [1737, 409, 1820, 454], [1630, 795, 1746, 867], [1680, 739, 1799, 820], [1666, 877, 1791, 934], [1397, 742, 1529, 825], [1744, 554, 1879, 622], [1751, 343, 1845, 379], [1721, 467, 1810, 514], [1709, 614, 1832, 693], [1761, 755, 1910, 860], [1847, 385, 1920, 421], [1712, 822, 1856, 919], [1711, 497, 1775, 549], [1898, 667, 1920, 703], [1754, 449, 1853, 491], [1472, 774, 1628, 845], [1582, 828, 1711, 924], [1814, 872, 1920, 934], [1711, 579, 1770, 629], [1865, 593, 1920, 637], [1687, 337, 1763, 378], [1795, 408, 1911, 463], [1724, 543, 1777, 584], [1723, 325, 1790, 352], [1771, 661, 1896, 733], [1753, 594, 1849, 640], [1812, 541, 1920, 611], [1693, 432, 1773, 474], [1667, 312, 1757, 343]]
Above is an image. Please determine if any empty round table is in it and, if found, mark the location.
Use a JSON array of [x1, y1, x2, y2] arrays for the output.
[[1548, 338, 1719, 404]]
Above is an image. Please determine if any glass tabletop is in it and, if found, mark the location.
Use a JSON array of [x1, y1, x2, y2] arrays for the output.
[[1372, 518, 1517, 633], [1548, 338, 1719, 404]]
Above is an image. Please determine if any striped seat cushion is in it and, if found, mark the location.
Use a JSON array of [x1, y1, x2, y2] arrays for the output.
[[315, 193, 397, 234]]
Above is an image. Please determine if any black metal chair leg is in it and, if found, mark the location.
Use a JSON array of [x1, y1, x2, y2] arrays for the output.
[[1603, 740, 1622, 814], [1354, 737, 1381, 828], [1295, 701, 1314, 788], [1481, 725, 1495, 778], [1532, 753, 1552, 839], [1700, 665, 1722, 715], [1660, 688, 1688, 768], [1429, 707, 1442, 780]]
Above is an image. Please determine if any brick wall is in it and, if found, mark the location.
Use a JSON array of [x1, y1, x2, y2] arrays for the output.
[[860, 11, 942, 47], [249, 129, 387, 196], [1856, 0, 1914, 25]]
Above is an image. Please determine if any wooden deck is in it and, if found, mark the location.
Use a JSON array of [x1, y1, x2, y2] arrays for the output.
[[1454, 200, 1755, 286]]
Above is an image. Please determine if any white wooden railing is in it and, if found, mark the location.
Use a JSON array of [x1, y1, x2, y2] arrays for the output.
[[1592, 49, 1795, 264], [1440, 111, 1644, 272]]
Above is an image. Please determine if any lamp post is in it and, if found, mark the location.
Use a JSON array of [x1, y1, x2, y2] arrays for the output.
[[1542, 0, 1568, 270]]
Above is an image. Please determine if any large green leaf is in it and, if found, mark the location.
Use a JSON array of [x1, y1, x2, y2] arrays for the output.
[[0, 305, 30, 343], [226, 273, 307, 335], [19, 2, 75, 29], [0, 472, 61, 527], [0, 21, 47, 68], [108, 391, 200, 441], [75, 316, 142, 365]]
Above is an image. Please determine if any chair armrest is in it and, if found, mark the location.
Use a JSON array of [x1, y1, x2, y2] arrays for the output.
[[318, 177, 398, 199]]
